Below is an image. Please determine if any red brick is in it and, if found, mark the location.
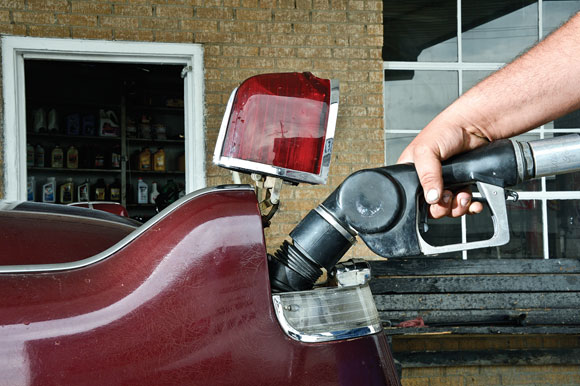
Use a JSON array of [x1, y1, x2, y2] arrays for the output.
[[220, 20, 257, 33], [181, 19, 218, 32], [0, 10, 11, 23], [57, 14, 98, 27], [114, 29, 154, 41], [100, 16, 139, 29], [297, 47, 331, 58], [71, 27, 113, 40], [71, 2, 112, 14], [140, 17, 179, 29], [236, 8, 271, 21], [0, 23, 26, 35], [195, 7, 233, 20], [239, 57, 275, 69], [0, 0, 25, 9], [155, 30, 193, 43], [28, 24, 70, 37], [312, 10, 346, 23], [28, 0, 68, 12], [13, 11, 54, 24], [156, 5, 194, 19], [294, 23, 328, 34], [114, 4, 153, 16], [274, 9, 309, 22], [223, 45, 260, 57], [313, 0, 329, 10], [260, 47, 295, 57]]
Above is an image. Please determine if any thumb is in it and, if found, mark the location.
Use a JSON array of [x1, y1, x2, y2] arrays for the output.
[[412, 144, 444, 204]]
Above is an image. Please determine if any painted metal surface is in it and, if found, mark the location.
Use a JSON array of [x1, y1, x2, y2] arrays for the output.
[[0, 210, 136, 265], [0, 187, 400, 385]]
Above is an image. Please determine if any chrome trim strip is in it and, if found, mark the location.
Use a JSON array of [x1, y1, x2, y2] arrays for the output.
[[0, 185, 254, 274], [1, 209, 139, 230], [314, 205, 357, 244], [213, 77, 339, 185], [212, 87, 237, 166], [272, 288, 382, 343]]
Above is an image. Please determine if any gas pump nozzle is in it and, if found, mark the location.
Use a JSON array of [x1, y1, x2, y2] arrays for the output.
[[269, 134, 580, 292]]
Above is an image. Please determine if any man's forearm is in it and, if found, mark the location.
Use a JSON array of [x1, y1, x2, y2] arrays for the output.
[[447, 12, 580, 141]]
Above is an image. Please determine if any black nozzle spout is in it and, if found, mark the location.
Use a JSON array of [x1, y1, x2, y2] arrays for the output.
[[269, 206, 356, 292]]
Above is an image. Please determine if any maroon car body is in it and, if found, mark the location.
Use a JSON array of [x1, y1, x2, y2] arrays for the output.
[[0, 186, 400, 385]]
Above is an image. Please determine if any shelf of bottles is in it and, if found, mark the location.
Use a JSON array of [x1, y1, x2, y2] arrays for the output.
[[25, 106, 186, 221]]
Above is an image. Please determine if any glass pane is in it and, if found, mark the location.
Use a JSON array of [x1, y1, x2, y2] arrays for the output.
[[548, 200, 580, 258], [543, 0, 580, 37], [462, 1, 538, 63], [462, 70, 494, 93], [383, 0, 457, 62], [467, 199, 543, 258], [384, 133, 414, 166], [420, 216, 463, 259], [384, 70, 458, 131]]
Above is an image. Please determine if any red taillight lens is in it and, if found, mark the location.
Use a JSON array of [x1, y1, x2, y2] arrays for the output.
[[214, 72, 338, 184]]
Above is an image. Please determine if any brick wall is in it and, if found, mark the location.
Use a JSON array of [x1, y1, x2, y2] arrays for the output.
[[0, 1, 385, 261], [2, 3, 575, 385]]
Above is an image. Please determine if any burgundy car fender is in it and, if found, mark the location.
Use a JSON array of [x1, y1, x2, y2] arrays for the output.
[[0, 185, 399, 385]]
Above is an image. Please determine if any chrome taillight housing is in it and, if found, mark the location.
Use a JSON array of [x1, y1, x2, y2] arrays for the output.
[[272, 260, 382, 342], [213, 72, 339, 185]]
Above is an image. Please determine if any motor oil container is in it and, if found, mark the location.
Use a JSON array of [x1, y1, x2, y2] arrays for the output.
[[153, 148, 166, 172], [78, 179, 90, 202], [27, 143, 34, 167], [94, 178, 107, 201], [109, 179, 121, 202], [137, 178, 148, 204], [42, 177, 56, 203], [111, 146, 121, 169], [150, 182, 160, 204], [67, 146, 79, 169], [27, 176, 36, 201], [94, 152, 105, 169], [139, 148, 151, 171], [51, 145, 64, 168], [35, 144, 45, 167], [60, 178, 74, 204]]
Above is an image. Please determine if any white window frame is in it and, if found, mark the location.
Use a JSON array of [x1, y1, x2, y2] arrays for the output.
[[1, 36, 206, 200], [383, 0, 580, 259]]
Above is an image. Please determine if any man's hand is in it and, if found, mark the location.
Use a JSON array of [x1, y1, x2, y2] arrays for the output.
[[396, 117, 488, 219]]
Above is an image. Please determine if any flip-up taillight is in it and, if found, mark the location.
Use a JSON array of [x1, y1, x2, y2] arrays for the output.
[[272, 259, 382, 342], [213, 72, 339, 185]]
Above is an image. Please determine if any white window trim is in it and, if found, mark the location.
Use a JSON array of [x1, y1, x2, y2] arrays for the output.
[[1, 36, 206, 200], [383, 0, 580, 259]]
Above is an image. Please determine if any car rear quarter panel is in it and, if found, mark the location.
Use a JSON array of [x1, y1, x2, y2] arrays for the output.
[[0, 187, 399, 386]]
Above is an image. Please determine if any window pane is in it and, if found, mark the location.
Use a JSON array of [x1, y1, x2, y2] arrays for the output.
[[543, 0, 580, 37], [421, 216, 463, 259], [384, 133, 414, 166], [384, 70, 458, 131], [462, 70, 494, 92], [383, 0, 457, 62], [462, 1, 538, 63], [467, 200, 543, 258], [548, 200, 580, 258]]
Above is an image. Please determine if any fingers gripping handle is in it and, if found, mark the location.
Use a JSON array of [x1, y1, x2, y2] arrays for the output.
[[417, 182, 510, 255], [418, 134, 580, 255]]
